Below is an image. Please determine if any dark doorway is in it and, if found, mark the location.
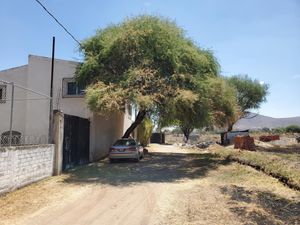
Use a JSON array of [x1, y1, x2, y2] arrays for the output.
[[63, 114, 90, 170]]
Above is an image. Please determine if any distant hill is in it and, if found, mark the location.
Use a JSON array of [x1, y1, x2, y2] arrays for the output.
[[234, 114, 300, 130]]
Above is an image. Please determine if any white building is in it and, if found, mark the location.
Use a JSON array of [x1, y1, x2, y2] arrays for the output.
[[0, 55, 135, 162]]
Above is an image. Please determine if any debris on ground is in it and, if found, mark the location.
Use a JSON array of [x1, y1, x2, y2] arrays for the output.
[[196, 141, 214, 148], [175, 141, 215, 149]]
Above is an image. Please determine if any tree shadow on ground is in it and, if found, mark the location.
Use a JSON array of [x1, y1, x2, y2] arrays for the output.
[[220, 185, 300, 225], [62, 152, 230, 186]]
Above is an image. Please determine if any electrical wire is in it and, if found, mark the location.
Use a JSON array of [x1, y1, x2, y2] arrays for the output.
[[34, 0, 82, 47]]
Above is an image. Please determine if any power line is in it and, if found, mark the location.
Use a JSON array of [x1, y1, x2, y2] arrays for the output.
[[34, 0, 82, 47]]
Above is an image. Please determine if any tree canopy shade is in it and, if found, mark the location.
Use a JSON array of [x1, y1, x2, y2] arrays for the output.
[[226, 74, 269, 131], [76, 15, 222, 138]]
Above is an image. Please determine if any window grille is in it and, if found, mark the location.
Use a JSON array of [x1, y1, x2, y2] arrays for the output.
[[0, 85, 7, 103]]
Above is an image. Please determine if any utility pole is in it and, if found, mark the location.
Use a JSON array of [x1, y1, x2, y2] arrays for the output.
[[48, 36, 55, 143]]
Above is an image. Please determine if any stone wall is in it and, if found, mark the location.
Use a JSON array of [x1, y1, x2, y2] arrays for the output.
[[0, 144, 54, 195]]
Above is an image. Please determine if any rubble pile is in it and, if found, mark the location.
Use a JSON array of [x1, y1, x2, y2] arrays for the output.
[[178, 141, 214, 149], [196, 141, 214, 149]]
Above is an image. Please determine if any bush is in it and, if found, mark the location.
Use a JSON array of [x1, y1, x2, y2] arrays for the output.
[[137, 118, 153, 147], [272, 127, 286, 134], [262, 127, 270, 132], [285, 125, 300, 133]]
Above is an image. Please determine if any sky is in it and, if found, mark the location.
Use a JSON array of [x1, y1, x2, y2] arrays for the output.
[[0, 0, 299, 118]]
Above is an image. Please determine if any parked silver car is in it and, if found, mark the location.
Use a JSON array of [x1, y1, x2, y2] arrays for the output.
[[109, 138, 144, 162]]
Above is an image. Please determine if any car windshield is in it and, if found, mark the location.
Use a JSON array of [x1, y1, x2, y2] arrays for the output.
[[113, 139, 136, 146]]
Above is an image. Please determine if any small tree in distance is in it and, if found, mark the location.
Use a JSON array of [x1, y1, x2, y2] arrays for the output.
[[226, 74, 269, 131]]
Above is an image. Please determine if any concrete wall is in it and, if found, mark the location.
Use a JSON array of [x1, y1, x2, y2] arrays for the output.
[[0, 144, 54, 195], [90, 112, 125, 160], [0, 65, 28, 137], [25, 55, 90, 139], [0, 55, 135, 162], [0, 55, 90, 140]]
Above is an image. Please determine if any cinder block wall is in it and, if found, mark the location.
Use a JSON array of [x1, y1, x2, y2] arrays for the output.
[[0, 144, 54, 195]]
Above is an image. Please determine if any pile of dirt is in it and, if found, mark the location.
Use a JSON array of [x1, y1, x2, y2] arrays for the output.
[[255, 137, 299, 149], [254, 140, 274, 149]]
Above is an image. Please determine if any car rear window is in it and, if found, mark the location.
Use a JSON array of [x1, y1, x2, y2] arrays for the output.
[[113, 139, 136, 146]]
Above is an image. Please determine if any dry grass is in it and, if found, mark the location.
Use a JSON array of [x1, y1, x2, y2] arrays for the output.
[[211, 144, 300, 190], [153, 156, 300, 225]]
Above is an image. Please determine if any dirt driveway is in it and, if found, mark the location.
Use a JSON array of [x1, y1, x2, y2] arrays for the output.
[[1, 144, 299, 225]]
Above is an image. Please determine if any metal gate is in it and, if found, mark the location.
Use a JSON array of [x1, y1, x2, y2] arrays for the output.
[[63, 114, 90, 170]]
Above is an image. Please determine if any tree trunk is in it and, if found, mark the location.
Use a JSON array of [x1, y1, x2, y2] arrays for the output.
[[183, 131, 190, 143], [122, 110, 147, 138], [181, 126, 193, 143], [227, 123, 233, 132]]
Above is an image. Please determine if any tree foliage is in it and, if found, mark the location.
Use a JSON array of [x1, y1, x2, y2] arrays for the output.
[[137, 118, 153, 146], [76, 15, 222, 137], [285, 125, 300, 133], [227, 74, 268, 115], [161, 77, 239, 141], [226, 74, 269, 131]]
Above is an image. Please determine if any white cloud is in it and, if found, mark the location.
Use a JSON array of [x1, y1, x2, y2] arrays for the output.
[[292, 74, 300, 79], [259, 81, 265, 85]]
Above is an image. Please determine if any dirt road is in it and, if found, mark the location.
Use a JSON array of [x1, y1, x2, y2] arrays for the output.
[[1, 144, 299, 225]]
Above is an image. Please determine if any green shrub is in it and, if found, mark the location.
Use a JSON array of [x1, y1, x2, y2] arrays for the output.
[[285, 125, 300, 133], [262, 127, 271, 132], [272, 127, 286, 134], [137, 118, 153, 147]]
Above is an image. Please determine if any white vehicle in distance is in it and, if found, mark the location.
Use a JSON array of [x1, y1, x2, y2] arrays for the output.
[[109, 138, 144, 162]]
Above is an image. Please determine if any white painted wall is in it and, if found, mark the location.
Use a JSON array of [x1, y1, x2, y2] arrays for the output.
[[0, 55, 135, 161], [90, 112, 125, 160], [24, 55, 91, 139], [0, 65, 28, 138]]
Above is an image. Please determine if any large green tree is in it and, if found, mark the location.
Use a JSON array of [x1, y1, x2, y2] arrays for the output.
[[226, 74, 269, 131], [76, 15, 220, 138], [161, 77, 239, 141]]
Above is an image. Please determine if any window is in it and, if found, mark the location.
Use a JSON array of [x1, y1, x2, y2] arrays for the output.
[[113, 139, 136, 146], [62, 78, 84, 97], [0, 85, 7, 103]]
